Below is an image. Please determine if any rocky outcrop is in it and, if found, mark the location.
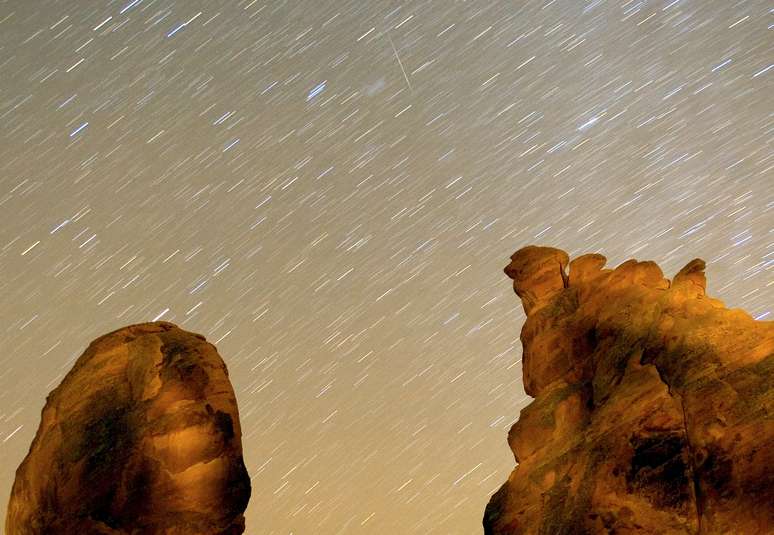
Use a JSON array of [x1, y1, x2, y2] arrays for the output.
[[484, 246, 773, 534], [6, 321, 251, 535]]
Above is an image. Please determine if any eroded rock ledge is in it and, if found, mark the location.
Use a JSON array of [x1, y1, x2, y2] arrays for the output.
[[6, 321, 251, 535], [485, 246, 773, 534]]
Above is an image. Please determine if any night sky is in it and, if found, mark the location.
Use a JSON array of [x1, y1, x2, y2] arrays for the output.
[[1, 1, 771, 533]]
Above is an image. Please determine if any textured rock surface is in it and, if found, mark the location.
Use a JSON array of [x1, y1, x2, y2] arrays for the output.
[[484, 246, 773, 535], [6, 321, 251, 535]]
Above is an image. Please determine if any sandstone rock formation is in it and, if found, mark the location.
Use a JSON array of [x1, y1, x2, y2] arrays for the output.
[[6, 321, 251, 535], [484, 246, 773, 534]]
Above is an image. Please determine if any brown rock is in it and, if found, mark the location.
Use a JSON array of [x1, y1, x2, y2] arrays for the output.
[[673, 258, 707, 296], [504, 246, 570, 316], [6, 321, 251, 535], [567, 253, 608, 287], [485, 248, 774, 534]]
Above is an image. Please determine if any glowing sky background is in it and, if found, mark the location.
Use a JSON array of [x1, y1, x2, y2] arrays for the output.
[[1, 0, 771, 532]]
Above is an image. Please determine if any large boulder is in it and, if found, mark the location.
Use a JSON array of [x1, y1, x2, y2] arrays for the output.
[[6, 321, 251, 535]]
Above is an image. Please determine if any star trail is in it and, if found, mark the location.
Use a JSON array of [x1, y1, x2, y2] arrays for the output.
[[0, 1, 771, 533]]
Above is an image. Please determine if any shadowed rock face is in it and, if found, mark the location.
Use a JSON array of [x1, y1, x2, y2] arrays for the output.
[[6, 322, 251, 535], [484, 246, 774, 535]]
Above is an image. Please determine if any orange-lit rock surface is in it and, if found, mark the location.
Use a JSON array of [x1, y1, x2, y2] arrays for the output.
[[484, 246, 773, 535], [6, 322, 251, 535]]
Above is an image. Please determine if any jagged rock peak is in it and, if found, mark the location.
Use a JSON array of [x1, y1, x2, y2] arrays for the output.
[[6, 321, 251, 535], [504, 246, 570, 316], [487, 246, 774, 534]]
